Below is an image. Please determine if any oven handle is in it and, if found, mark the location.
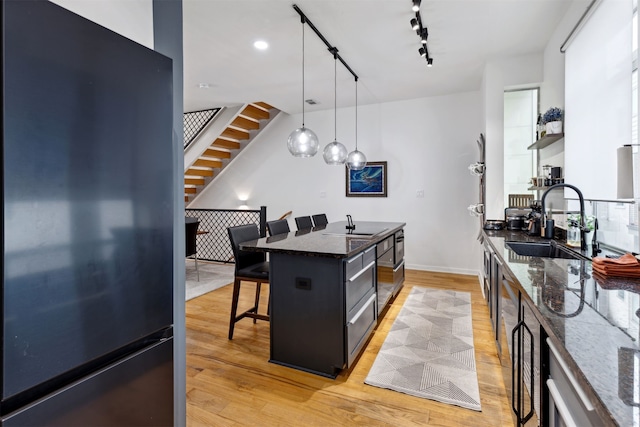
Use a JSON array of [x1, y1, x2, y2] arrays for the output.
[[348, 261, 375, 283], [546, 338, 594, 411], [393, 260, 405, 273], [547, 379, 579, 427], [348, 293, 376, 326]]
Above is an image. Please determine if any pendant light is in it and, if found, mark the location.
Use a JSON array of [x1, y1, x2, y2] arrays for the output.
[[323, 49, 348, 165], [287, 16, 319, 158], [346, 77, 366, 170]]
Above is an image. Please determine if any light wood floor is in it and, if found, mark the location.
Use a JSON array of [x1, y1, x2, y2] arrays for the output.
[[186, 270, 513, 426]]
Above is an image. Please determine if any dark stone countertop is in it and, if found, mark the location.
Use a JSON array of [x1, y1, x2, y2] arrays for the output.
[[484, 229, 640, 427], [241, 221, 405, 258]]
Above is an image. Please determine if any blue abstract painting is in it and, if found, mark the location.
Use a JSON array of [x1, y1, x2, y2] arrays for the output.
[[346, 161, 387, 197]]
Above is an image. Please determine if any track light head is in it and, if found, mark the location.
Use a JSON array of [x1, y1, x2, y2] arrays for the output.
[[427, 57, 433, 67], [412, 0, 421, 12], [421, 28, 428, 44], [410, 18, 419, 31], [419, 47, 426, 57]]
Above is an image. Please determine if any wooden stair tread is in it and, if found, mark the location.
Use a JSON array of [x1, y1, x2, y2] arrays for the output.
[[211, 138, 240, 150], [221, 127, 250, 141], [254, 101, 273, 110], [231, 116, 260, 130], [193, 158, 222, 169], [241, 104, 270, 121], [203, 148, 231, 159], [186, 168, 214, 177], [184, 177, 205, 186]]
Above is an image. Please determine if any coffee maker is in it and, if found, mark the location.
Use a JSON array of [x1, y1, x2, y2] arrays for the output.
[[527, 201, 542, 236]]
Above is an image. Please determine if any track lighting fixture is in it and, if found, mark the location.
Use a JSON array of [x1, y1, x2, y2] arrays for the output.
[[409, 1, 433, 67], [292, 5, 364, 167]]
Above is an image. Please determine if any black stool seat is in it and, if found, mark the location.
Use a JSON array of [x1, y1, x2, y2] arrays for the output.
[[227, 224, 270, 339], [237, 261, 269, 279]]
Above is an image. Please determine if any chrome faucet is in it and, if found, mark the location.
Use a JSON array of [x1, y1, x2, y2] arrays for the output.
[[541, 183, 587, 252]]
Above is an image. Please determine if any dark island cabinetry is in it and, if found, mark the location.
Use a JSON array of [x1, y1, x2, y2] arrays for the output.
[[243, 221, 405, 378]]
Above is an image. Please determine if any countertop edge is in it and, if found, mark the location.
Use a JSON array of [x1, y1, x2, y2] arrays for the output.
[[482, 230, 619, 427], [242, 222, 406, 258]]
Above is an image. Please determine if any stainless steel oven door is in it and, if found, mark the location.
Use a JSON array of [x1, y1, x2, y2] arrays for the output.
[[394, 230, 404, 263]]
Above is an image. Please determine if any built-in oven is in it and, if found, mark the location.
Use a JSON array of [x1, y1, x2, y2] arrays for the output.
[[394, 230, 404, 263], [376, 231, 405, 315], [483, 243, 491, 302], [376, 236, 395, 314]]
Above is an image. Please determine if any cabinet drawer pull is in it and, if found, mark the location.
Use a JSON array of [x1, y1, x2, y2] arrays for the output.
[[547, 379, 579, 427], [348, 294, 376, 325], [393, 260, 405, 273], [348, 261, 375, 282], [547, 338, 594, 411]]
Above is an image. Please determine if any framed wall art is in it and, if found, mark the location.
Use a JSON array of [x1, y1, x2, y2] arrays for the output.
[[345, 161, 387, 197]]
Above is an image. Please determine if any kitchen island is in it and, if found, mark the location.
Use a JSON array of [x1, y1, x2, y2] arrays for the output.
[[241, 220, 405, 378], [484, 229, 640, 426]]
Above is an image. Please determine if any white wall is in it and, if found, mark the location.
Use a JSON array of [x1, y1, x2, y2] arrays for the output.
[[50, 0, 154, 49], [191, 92, 484, 275]]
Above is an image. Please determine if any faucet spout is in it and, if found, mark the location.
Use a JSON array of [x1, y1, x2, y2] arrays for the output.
[[541, 183, 587, 252], [592, 218, 601, 258]]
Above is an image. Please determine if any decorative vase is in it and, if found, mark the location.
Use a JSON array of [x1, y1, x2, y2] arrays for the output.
[[545, 121, 562, 134]]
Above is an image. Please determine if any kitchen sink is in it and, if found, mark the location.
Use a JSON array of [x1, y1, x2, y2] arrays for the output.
[[506, 241, 583, 260]]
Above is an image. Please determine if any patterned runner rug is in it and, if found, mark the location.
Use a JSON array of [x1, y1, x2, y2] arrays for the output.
[[365, 287, 481, 411]]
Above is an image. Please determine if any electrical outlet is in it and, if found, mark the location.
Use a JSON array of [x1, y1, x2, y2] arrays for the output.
[[295, 277, 312, 290], [320, 191, 326, 198], [416, 190, 424, 198]]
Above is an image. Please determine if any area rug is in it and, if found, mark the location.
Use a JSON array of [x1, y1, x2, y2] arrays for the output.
[[365, 287, 481, 411], [185, 260, 234, 301]]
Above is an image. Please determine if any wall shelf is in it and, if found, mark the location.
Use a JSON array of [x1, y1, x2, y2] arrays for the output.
[[527, 133, 564, 150]]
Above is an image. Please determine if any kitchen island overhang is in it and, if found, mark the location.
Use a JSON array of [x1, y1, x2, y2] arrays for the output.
[[241, 221, 406, 378]]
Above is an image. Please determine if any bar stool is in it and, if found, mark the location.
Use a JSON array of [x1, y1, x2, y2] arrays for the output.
[[266, 219, 290, 236], [312, 214, 328, 227], [295, 216, 313, 230], [227, 224, 270, 339], [185, 217, 200, 281]]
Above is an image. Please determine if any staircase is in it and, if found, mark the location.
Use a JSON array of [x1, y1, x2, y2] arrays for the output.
[[184, 102, 278, 204]]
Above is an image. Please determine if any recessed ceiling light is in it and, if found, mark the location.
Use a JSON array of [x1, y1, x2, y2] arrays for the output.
[[253, 40, 269, 50], [197, 83, 213, 89]]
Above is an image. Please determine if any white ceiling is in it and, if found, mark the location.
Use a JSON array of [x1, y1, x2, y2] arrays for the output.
[[183, 0, 574, 115]]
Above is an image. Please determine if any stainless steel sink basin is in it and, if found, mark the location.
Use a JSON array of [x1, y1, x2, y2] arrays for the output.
[[506, 241, 583, 260]]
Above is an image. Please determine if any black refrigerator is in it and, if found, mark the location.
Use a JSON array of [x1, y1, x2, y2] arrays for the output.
[[1, 1, 174, 425]]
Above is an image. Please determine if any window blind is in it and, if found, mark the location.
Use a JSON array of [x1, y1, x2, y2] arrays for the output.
[[565, 0, 632, 200]]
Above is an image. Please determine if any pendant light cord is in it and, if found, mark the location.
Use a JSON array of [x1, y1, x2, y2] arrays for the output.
[[301, 18, 305, 127], [355, 78, 358, 151], [333, 52, 337, 141]]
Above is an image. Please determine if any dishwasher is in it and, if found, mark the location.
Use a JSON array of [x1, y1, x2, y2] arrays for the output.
[[501, 273, 541, 426]]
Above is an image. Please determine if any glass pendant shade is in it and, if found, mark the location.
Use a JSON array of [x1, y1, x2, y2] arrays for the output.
[[323, 140, 348, 165], [346, 149, 367, 170], [287, 126, 319, 157]]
